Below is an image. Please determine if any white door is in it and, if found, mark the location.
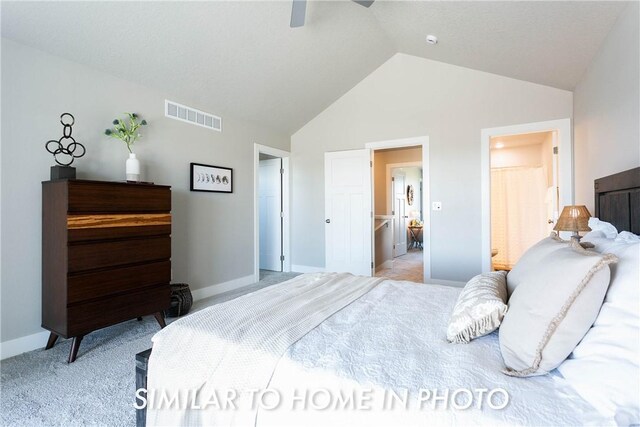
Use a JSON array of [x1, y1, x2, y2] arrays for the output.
[[392, 170, 407, 257], [259, 158, 282, 271], [325, 149, 372, 276]]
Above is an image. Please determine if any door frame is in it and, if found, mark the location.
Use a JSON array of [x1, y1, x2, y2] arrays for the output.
[[254, 143, 291, 282], [480, 118, 573, 272], [365, 136, 431, 281]]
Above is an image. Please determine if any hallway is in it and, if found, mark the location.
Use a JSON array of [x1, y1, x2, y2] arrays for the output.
[[375, 248, 423, 283]]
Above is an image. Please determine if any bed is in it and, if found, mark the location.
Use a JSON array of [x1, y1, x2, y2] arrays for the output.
[[137, 167, 640, 427]]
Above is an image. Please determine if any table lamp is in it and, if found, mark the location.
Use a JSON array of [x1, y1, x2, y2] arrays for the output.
[[553, 205, 592, 241]]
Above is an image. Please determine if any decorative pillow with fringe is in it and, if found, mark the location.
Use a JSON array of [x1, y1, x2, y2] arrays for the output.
[[446, 271, 508, 344], [506, 232, 569, 297], [499, 241, 618, 377]]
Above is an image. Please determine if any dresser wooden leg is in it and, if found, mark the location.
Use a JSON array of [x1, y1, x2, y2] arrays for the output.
[[68, 336, 83, 363], [45, 332, 59, 350], [154, 311, 167, 328]]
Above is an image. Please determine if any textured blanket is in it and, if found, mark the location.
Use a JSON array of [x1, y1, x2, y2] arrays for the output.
[[146, 272, 383, 426]]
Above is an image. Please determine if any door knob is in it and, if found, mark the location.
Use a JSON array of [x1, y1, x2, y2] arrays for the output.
[[325, 219, 331, 223], [548, 219, 554, 224]]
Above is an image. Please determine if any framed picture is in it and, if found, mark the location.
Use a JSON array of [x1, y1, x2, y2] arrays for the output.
[[190, 162, 233, 193]]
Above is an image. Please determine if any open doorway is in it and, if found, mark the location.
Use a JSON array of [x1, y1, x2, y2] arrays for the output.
[[490, 131, 557, 270], [253, 144, 290, 282], [259, 153, 283, 273], [481, 118, 573, 272], [372, 146, 425, 283], [323, 136, 430, 281]]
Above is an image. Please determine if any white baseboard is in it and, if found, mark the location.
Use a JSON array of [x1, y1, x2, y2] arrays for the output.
[[428, 278, 466, 288], [191, 274, 256, 301], [0, 275, 257, 360], [291, 264, 325, 273], [375, 260, 393, 272], [1, 330, 50, 360]]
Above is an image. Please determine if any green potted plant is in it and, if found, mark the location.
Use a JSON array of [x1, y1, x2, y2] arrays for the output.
[[104, 113, 147, 182]]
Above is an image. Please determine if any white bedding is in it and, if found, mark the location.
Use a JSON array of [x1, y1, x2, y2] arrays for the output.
[[146, 273, 383, 426], [261, 279, 611, 426], [148, 274, 612, 426]]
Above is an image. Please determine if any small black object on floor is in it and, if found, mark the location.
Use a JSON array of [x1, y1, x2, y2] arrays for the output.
[[165, 283, 193, 318]]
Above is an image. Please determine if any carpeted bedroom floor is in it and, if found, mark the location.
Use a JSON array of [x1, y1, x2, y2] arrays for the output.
[[0, 270, 299, 426]]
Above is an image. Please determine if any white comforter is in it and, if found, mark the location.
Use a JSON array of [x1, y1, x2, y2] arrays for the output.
[[149, 274, 612, 426], [260, 279, 612, 426], [147, 273, 383, 426]]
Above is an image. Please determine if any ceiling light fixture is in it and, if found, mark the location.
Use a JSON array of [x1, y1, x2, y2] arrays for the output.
[[426, 35, 438, 45], [495, 142, 505, 149]]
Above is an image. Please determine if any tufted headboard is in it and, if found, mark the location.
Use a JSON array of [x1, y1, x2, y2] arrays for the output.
[[594, 167, 640, 235]]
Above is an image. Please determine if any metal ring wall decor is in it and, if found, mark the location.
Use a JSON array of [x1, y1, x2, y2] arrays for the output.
[[45, 113, 86, 166]]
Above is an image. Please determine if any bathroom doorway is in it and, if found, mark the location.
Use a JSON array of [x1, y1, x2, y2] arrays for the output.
[[481, 119, 572, 273], [490, 131, 558, 270]]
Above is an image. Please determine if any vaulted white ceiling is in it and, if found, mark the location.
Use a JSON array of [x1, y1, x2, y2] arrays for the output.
[[1, 1, 627, 134]]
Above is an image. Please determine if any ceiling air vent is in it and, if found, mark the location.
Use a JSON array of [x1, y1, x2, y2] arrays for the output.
[[165, 100, 222, 132]]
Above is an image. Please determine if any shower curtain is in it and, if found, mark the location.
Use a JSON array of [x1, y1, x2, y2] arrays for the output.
[[491, 166, 548, 270]]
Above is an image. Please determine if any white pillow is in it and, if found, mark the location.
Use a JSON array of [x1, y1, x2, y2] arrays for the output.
[[582, 230, 618, 253], [446, 271, 508, 343], [500, 242, 617, 377], [506, 234, 569, 296], [588, 217, 618, 239], [616, 231, 640, 244], [557, 242, 640, 425], [582, 229, 607, 241]]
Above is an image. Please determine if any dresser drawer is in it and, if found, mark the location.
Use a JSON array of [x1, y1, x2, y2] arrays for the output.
[[68, 284, 170, 336], [68, 236, 171, 273], [68, 260, 171, 304], [67, 213, 171, 243], [68, 181, 171, 213], [69, 224, 171, 243]]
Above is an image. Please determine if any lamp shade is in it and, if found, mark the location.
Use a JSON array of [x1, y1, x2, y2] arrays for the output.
[[553, 205, 592, 233]]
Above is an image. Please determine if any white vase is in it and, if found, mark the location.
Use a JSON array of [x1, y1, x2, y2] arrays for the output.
[[126, 153, 141, 182]]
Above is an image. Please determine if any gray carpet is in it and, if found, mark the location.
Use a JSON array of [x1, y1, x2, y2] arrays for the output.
[[0, 271, 299, 426]]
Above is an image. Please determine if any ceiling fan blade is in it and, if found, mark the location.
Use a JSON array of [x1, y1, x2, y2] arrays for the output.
[[290, 0, 307, 28], [352, 0, 374, 7]]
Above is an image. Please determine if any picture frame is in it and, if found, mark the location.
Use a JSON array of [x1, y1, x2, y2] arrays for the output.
[[190, 162, 233, 193]]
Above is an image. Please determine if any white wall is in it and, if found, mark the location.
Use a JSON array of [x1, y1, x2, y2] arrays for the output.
[[291, 53, 572, 281], [574, 1, 640, 212], [0, 39, 289, 345], [490, 144, 542, 169]]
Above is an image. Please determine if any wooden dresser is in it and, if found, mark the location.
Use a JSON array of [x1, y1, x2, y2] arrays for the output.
[[42, 180, 172, 362]]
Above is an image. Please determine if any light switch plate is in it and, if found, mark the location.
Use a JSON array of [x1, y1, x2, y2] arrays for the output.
[[432, 201, 442, 211]]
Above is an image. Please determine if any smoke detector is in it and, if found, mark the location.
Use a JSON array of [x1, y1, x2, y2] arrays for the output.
[[426, 35, 438, 45]]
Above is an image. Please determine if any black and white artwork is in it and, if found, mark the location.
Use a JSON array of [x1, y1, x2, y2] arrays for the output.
[[190, 163, 233, 193]]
